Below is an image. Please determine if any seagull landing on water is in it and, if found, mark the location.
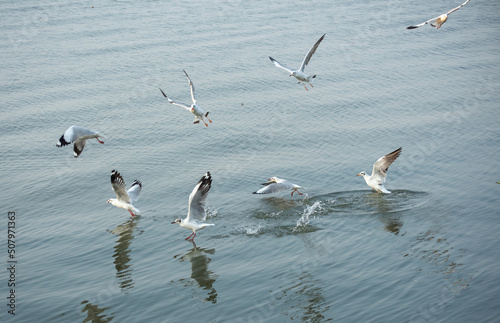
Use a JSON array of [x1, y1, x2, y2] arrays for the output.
[[357, 147, 402, 194], [172, 172, 214, 243], [269, 34, 325, 91], [253, 177, 304, 196], [106, 170, 142, 216], [159, 70, 212, 127], [56, 125, 105, 158], [407, 0, 470, 30]]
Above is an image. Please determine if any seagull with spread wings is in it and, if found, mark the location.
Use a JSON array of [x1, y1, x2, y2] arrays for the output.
[[106, 170, 142, 216], [357, 147, 402, 194], [253, 177, 303, 196], [172, 172, 214, 242], [159, 70, 212, 127], [56, 125, 105, 158], [407, 0, 470, 30], [269, 34, 325, 91]]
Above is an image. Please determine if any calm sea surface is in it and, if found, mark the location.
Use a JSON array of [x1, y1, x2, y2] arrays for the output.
[[1, 0, 499, 322]]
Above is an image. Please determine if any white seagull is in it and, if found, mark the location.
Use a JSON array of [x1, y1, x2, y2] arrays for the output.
[[159, 70, 212, 127], [56, 125, 105, 158], [253, 177, 303, 196], [269, 34, 325, 91], [106, 170, 142, 216], [357, 147, 402, 194], [172, 172, 214, 242], [407, 0, 470, 30]]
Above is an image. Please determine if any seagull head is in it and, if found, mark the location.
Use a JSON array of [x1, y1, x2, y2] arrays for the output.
[[356, 171, 366, 177], [262, 177, 280, 185], [171, 219, 182, 225], [290, 71, 296, 77]]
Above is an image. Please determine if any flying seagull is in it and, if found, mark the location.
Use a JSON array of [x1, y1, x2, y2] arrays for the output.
[[253, 177, 303, 196], [159, 70, 212, 127], [357, 147, 402, 194], [269, 34, 325, 91], [106, 170, 142, 216], [172, 172, 214, 242], [56, 125, 105, 158], [407, 0, 470, 30]]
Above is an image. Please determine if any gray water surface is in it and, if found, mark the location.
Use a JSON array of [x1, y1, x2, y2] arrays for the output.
[[1, 0, 499, 322]]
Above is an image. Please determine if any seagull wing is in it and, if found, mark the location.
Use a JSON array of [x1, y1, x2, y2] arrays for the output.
[[299, 34, 325, 72], [110, 170, 131, 204], [371, 147, 402, 183], [447, 0, 470, 15], [73, 138, 87, 158], [159, 88, 191, 110], [127, 180, 142, 202], [253, 182, 291, 194], [57, 125, 97, 147], [407, 16, 441, 29], [183, 70, 196, 104], [269, 57, 294, 74], [186, 172, 212, 223]]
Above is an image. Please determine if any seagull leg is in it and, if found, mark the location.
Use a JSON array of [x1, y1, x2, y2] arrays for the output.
[[303, 83, 308, 91], [128, 210, 135, 217], [189, 232, 197, 242], [185, 232, 195, 240], [202, 119, 208, 127], [308, 82, 314, 88], [96, 138, 104, 144]]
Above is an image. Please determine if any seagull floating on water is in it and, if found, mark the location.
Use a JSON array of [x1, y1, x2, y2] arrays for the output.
[[106, 170, 142, 216], [407, 0, 470, 30], [56, 125, 105, 158], [269, 34, 325, 91], [253, 177, 304, 196], [172, 172, 214, 242], [357, 147, 402, 194], [159, 70, 212, 127]]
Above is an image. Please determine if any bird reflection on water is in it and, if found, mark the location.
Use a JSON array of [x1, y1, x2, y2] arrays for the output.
[[109, 217, 139, 292], [174, 242, 218, 303]]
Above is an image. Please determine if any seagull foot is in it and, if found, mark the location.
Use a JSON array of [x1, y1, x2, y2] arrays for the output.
[[97, 139, 104, 144]]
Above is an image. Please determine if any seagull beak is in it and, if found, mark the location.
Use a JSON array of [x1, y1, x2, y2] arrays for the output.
[[356, 173, 362, 176], [171, 221, 176, 224], [289, 74, 292, 77]]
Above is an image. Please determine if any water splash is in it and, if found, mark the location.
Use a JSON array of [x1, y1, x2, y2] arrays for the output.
[[245, 224, 264, 235], [296, 201, 324, 228]]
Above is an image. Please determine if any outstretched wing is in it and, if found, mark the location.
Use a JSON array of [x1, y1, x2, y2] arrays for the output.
[[183, 70, 196, 104], [447, 0, 470, 15], [407, 15, 442, 29], [73, 138, 87, 158], [253, 182, 291, 194], [299, 34, 325, 72], [127, 180, 142, 202], [186, 172, 212, 222], [269, 56, 294, 74], [159, 88, 191, 110], [57, 125, 97, 147], [111, 170, 131, 204], [371, 147, 402, 182]]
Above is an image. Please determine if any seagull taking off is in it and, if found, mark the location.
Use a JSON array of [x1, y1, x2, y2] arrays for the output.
[[357, 147, 402, 194], [269, 34, 325, 91], [172, 172, 214, 242], [407, 0, 470, 30], [56, 125, 105, 158], [159, 70, 212, 127], [106, 170, 142, 216], [253, 177, 303, 196]]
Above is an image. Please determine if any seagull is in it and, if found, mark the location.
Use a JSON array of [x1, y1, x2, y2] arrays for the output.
[[407, 0, 470, 30], [159, 70, 212, 127], [253, 177, 303, 196], [269, 34, 325, 91], [56, 125, 105, 158], [106, 170, 142, 216], [172, 172, 214, 242], [357, 147, 402, 194]]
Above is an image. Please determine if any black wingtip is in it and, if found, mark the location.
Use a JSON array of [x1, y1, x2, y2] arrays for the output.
[[407, 26, 417, 30], [159, 88, 168, 98]]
